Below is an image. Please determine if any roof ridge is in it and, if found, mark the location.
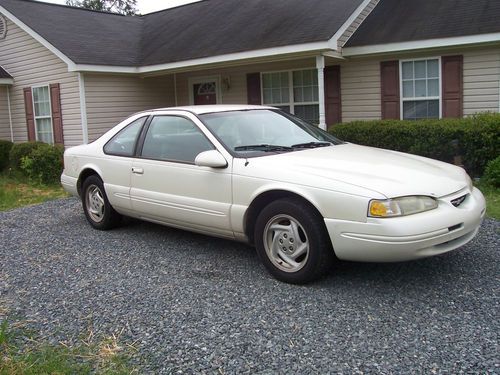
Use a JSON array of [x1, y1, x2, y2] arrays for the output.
[[13, 0, 134, 17]]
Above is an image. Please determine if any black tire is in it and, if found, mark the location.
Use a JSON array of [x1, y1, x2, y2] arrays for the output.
[[254, 198, 335, 284], [81, 175, 121, 230]]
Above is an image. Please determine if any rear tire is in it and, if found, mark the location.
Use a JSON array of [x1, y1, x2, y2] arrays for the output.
[[81, 175, 121, 230], [254, 198, 334, 284]]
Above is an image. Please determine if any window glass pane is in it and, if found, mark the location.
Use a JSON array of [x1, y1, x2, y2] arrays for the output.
[[294, 88, 303, 102], [414, 61, 426, 79], [428, 79, 439, 96], [36, 118, 53, 144], [293, 71, 302, 86], [303, 86, 313, 102], [272, 89, 281, 103], [271, 73, 281, 87], [262, 74, 272, 88], [303, 70, 312, 85], [403, 81, 414, 98], [281, 72, 289, 87], [263, 89, 272, 104], [402, 62, 413, 79], [141, 116, 214, 163], [427, 59, 439, 78], [428, 100, 439, 118], [104, 117, 146, 156], [281, 88, 289, 103], [295, 105, 319, 124], [403, 101, 416, 120], [33, 86, 51, 117], [415, 80, 427, 97], [415, 101, 428, 118]]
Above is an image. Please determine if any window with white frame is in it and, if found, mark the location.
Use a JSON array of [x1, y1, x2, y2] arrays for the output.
[[401, 58, 440, 120], [262, 69, 319, 124], [32, 86, 53, 144]]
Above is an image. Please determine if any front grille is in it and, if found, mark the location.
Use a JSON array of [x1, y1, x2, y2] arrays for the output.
[[451, 194, 467, 207]]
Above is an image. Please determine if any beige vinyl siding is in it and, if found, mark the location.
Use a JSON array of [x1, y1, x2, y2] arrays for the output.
[[175, 58, 316, 105], [463, 48, 500, 115], [84, 74, 175, 141], [339, 59, 381, 122], [0, 86, 11, 140], [0, 17, 82, 146], [337, 0, 381, 49]]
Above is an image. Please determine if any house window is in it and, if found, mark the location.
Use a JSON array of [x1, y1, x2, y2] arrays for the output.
[[401, 58, 440, 120], [262, 69, 319, 124], [32, 86, 53, 143]]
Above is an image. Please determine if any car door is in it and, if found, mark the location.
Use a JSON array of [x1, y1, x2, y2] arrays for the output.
[[129, 114, 234, 238]]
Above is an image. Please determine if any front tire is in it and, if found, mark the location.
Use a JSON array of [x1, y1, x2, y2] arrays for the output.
[[81, 175, 121, 230], [254, 198, 334, 284]]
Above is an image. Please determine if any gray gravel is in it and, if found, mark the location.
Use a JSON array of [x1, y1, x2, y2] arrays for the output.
[[0, 198, 499, 374]]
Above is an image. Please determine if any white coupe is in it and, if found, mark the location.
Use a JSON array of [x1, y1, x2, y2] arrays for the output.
[[61, 105, 486, 283]]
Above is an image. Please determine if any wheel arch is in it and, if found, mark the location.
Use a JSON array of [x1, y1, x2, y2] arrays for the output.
[[77, 166, 104, 197], [244, 188, 325, 245]]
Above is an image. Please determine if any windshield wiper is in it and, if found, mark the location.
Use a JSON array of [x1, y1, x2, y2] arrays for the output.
[[291, 141, 332, 149], [234, 144, 294, 152]]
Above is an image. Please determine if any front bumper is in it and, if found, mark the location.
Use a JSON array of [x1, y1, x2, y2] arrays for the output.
[[325, 187, 486, 262]]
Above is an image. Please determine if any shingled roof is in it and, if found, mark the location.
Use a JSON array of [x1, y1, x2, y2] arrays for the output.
[[346, 0, 500, 47], [0, 0, 364, 67]]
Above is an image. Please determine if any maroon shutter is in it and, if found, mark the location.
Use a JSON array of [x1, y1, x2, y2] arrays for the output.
[[380, 61, 400, 119], [50, 83, 64, 144], [442, 55, 463, 118], [246, 73, 261, 105], [23, 87, 36, 141], [325, 65, 341, 126]]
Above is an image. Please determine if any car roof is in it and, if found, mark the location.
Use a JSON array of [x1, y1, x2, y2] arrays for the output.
[[148, 105, 276, 115]]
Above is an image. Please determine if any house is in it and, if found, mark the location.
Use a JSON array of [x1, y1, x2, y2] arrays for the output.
[[0, 0, 499, 147]]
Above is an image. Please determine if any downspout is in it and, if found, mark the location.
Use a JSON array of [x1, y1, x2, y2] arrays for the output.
[[78, 72, 89, 144], [6, 86, 13, 142]]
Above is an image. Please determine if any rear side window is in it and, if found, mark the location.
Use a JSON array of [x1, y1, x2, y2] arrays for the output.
[[141, 116, 214, 163], [104, 117, 147, 156]]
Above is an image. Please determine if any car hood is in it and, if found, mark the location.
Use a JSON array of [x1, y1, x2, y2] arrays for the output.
[[243, 144, 468, 198]]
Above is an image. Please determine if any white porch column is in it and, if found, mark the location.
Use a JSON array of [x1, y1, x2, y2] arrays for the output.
[[316, 55, 327, 130], [6, 86, 14, 142]]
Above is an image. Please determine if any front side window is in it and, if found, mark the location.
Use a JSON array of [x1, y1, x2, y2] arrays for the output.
[[262, 69, 319, 124], [104, 117, 146, 156], [141, 116, 214, 163], [401, 58, 440, 120], [32, 86, 53, 144]]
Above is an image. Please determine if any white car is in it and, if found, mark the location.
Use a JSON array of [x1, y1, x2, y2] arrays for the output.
[[61, 105, 486, 284]]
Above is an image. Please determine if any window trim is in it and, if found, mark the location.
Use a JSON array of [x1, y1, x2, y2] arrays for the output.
[[31, 84, 54, 144], [399, 57, 442, 120], [260, 68, 319, 119]]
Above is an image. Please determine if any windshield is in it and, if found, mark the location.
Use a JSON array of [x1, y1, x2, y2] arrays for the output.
[[199, 109, 343, 157]]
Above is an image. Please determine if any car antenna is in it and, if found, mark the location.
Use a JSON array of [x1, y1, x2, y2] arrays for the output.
[[245, 158, 249, 167]]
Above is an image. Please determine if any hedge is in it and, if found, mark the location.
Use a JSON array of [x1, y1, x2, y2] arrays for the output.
[[0, 139, 13, 171], [329, 113, 500, 177], [20, 143, 64, 185]]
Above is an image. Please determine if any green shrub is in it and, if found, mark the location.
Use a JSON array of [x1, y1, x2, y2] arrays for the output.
[[483, 156, 500, 188], [0, 139, 13, 171], [20, 143, 64, 185], [330, 113, 500, 177], [9, 141, 44, 170]]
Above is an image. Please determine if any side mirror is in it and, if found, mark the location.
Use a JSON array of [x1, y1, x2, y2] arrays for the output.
[[195, 150, 228, 168]]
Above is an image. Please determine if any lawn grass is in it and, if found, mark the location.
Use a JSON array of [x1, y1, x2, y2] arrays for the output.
[[0, 319, 137, 375], [476, 183, 500, 220], [0, 172, 69, 212]]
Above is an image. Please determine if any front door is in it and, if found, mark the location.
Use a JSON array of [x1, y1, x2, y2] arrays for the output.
[[193, 82, 217, 105], [129, 114, 233, 238]]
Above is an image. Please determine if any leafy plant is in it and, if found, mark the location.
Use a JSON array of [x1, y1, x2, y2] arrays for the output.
[[19, 143, 64, 185], [9, 142, 44, 170], [482, 156, 500, 188]]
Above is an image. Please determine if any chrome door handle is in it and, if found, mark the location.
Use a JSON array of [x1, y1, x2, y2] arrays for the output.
[[132, 167, 144, 175]]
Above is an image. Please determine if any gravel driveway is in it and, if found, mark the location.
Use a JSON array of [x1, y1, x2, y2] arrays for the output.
[[1, 198, 498, 374]]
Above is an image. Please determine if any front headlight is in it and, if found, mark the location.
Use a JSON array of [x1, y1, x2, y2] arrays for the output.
[[368, 196, 438, 218]]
